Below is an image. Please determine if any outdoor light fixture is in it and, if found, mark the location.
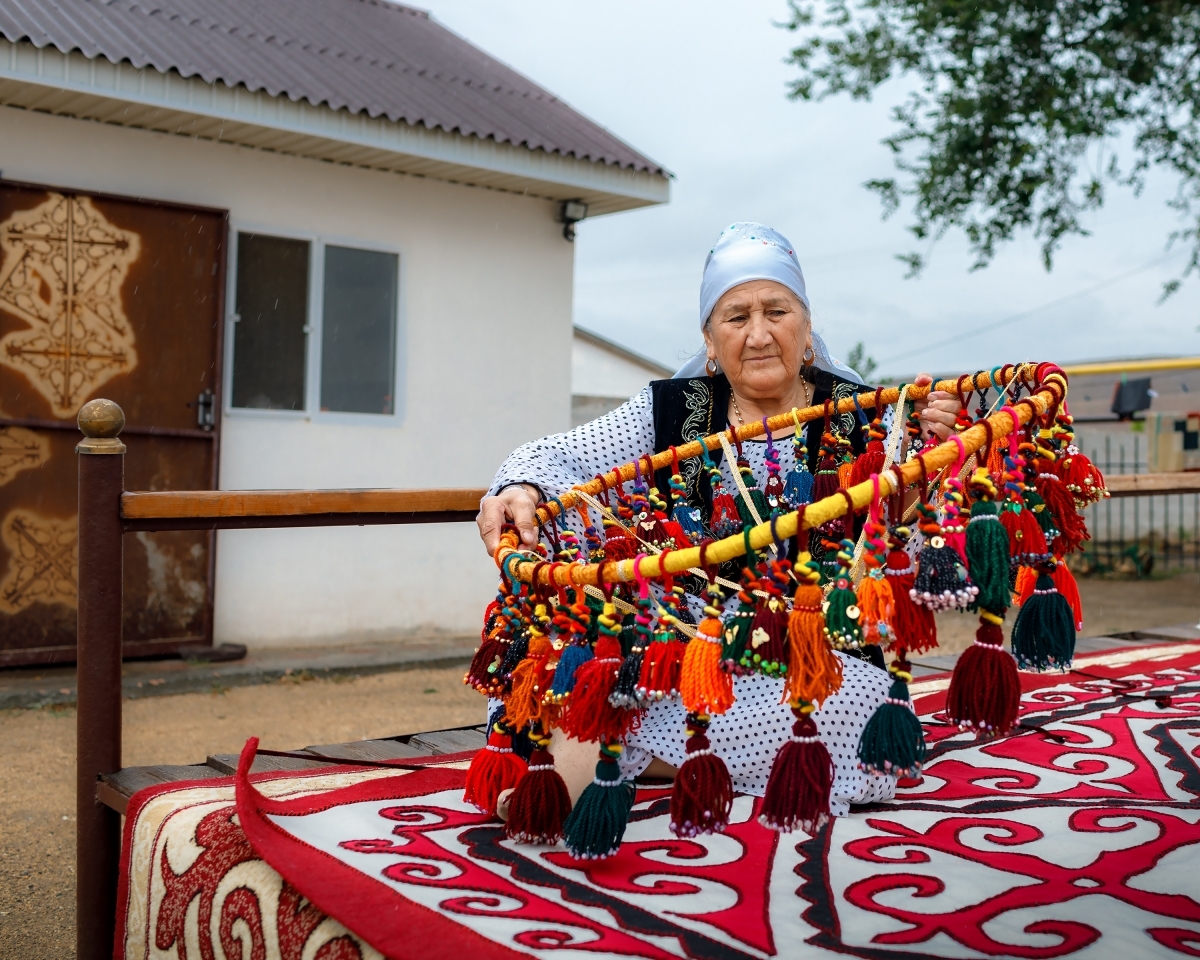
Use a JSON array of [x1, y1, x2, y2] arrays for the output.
[[1111, 376, 1153, 420], [559, 199, 588, 241]]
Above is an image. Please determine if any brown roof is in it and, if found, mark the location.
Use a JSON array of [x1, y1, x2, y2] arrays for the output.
[[0, 0, 665, 174]]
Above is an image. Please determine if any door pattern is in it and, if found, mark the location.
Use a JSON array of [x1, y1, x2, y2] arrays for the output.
[[0, 508, 77, 615], [0, 193, 141, 417]]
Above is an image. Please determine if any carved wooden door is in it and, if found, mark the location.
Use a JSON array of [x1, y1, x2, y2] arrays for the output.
[[0, 181, 225, 666]]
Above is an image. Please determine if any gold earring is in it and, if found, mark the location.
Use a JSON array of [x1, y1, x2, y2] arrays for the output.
[[705, 358, 718, 377], [803, 346, 814, 363]]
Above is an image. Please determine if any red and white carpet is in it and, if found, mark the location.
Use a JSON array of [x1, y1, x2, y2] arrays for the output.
[[117, 642, 1200, 959]]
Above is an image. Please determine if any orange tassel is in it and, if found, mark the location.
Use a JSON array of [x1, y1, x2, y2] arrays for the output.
[[680, 614, 735, 715], [505, 610, 557, 732], [837, 461, 855, 490], [1014, 565, 1037, 606], [785, 582, 843, 707], [1053, 560, 1083, 631], [856, 573, 895, 647]]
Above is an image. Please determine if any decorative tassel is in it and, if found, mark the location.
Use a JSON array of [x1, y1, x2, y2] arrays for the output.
[[558, 612, 640, 743], [720, 577, 758, 675], [1001, 504, 1049, 564], [911, 501, 977, 611], [669, 713, 734, 838], [811, 431, 842, 505], [1035, 468, 1089, 556], [786, 573, 844, 708], [965, 470, 1012, 614], [848, 416, 887, 489], [857, 658, 926, 778], [941, 475, 969, 565], [1053, 560, 1083, 631], [885, 541, 937, 654], [562, 741, 636, 859], [610, 574, 654, 709], [944, 611, 1020, 736], [837, 460, 855, 491], [603, 521, 637, 562], [741, 561, 791, 676], [822, 539, 863, 650], [464, 721, 528, 816], [505, 724, 571, 846], [1011, 568, 1076, 671], [638, 582, 687, 701], [759, 700, 833, 833], [734, 456, 771, 526], [506, 604, 557, 731], [680, 586, 736, 715], [547, 641, 593, 704], [856, 571, 895, 648]]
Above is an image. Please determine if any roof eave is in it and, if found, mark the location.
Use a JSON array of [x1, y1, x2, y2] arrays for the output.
[[0, 39, 669, 214]]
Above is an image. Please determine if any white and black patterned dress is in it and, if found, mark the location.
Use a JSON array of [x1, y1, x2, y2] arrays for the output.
[[487, 386, 896, 812]]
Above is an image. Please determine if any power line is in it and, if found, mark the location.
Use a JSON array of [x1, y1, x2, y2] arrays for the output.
[[880, 249, 1186, 368]]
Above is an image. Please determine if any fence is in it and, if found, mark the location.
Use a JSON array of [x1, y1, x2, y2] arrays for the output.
[[1077, 434, 1200, 576]]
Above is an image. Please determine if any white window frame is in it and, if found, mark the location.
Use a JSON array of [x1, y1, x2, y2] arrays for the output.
[[223, 222, 406, 425]]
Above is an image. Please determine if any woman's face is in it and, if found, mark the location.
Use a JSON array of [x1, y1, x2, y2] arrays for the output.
[[703, 280, 812, 399]]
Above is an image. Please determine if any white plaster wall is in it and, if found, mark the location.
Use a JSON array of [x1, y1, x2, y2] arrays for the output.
[[571, 335, 667, 398], [0, 105, 575, 647]]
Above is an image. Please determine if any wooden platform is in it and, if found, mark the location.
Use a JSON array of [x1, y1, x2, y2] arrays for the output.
[[96, 723, 489, 815]]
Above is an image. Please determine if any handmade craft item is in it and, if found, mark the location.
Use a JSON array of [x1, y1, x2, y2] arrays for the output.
[[467, 364, 1095, 857]]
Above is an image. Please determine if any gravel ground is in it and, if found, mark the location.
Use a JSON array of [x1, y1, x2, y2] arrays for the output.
[[3, 573, 1198, 957], [0, 664, 480, 959]]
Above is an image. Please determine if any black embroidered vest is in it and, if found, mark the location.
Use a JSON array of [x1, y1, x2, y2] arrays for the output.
[[648, 368, 870, 524]]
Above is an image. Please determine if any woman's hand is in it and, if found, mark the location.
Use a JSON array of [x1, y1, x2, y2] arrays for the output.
[[477, 484, 541, 556], [912, 372, 961, 442]]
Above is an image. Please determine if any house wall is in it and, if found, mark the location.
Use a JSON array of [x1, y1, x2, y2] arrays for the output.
[[571, 335, 667, 399], [0, 105, 575, 647]]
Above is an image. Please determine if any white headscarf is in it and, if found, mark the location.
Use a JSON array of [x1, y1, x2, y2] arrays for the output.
[[673, 222, 866, 384]]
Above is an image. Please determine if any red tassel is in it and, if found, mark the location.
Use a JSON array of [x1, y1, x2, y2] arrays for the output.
[[669, 713, 734, 837], [464, 726, 527, 816], [1058, 449, 1108, 506], [1035, 472, 1089, 556], [1053, 560, 1083, 631], [710, 492, 741, 534], [944, 614, 1020, 737], [505, 745, 571, 844], [558, 630, 640, 743], [638, 635, 686, 701], [885, 549, 937, 655], [759, 704, 833, 833], [1001, 506, 1049, 562]]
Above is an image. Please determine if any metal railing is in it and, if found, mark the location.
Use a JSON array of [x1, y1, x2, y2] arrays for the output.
[[1078, 438, 1200, 576]]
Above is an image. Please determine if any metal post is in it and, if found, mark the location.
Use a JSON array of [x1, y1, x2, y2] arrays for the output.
[[76, 399, 126, 960]]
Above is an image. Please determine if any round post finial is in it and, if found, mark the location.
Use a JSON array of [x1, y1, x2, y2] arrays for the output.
[[77, 399, 127, 454]]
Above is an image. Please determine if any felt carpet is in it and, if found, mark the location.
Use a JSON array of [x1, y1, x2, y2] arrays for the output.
[[117, 643, 1200, 960]]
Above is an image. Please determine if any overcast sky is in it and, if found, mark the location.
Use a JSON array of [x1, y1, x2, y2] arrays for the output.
[[427, 0, 1198, 378]]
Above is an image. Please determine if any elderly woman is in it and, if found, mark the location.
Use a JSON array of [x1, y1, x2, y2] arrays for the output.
[[478, 222, 960, 816]]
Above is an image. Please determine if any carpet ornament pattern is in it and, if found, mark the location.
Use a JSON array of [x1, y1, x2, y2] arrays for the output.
[[117, 644, 1200, 959]]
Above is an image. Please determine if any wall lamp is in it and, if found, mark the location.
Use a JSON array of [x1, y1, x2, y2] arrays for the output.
[[559, 199, 588, 242]]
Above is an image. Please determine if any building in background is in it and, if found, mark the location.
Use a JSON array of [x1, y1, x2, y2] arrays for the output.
[[0, 0, 669, 664], [571, 325, 673, 426]]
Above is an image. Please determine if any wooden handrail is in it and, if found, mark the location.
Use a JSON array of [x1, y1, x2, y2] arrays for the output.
[[121, 487, 487, 519], [1104, 473, 1200, 497]]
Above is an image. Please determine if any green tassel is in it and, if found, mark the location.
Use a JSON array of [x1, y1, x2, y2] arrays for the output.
[[735, 487, 771, 526], [562, 743, 636, 859], [857, 663, 926, 778], [1011, 573, 1076, 671], [823, 575, 862, 650], [966, 499, 1011, 613], [1023, 489, 1060, 540], [720, 594, 756, 674]]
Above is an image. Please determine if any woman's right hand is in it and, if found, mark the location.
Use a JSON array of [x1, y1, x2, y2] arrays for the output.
[[476, 484, 541, 556]]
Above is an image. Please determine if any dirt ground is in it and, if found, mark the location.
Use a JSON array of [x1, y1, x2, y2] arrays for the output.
[[2, 573, 1198, 957], [0, 664, 480, 960]]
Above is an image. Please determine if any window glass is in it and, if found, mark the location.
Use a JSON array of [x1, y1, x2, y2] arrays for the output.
[[231, 234, 309, 410], [320, 245, 398, 414]]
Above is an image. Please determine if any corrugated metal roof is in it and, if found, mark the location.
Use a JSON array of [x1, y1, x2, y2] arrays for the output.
[[0, 0, 666, 175]]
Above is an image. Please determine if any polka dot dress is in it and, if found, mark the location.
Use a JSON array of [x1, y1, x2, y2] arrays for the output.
[[487, 385, 898, 813], [619, 655, 895, 811]]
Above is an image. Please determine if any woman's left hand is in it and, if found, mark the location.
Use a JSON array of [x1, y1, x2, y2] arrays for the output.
[[912, 372, 961, 442]]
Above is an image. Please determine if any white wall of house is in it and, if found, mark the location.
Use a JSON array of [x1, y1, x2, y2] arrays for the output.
[[572, 333, 669, 399], [0, 104, 575, 647]]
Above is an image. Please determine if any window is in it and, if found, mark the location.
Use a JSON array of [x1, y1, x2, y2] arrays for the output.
[[321, 245, 398, 415], [231, 234, 309, 410], [229, 232, 400, 417]]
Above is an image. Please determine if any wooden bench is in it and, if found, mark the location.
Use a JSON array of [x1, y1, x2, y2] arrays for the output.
[[95, 723, 489, 816]]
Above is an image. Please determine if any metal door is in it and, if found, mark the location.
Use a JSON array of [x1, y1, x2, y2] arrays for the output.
[[0, 181, 225, 666]]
